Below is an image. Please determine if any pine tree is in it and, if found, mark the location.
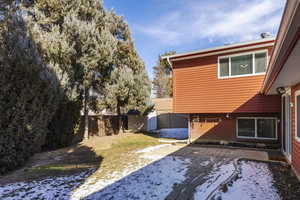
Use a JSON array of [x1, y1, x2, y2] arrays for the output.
[[25, 0, 117, 140], [98, 11, 151, 132], [153, 51, 176, 98]]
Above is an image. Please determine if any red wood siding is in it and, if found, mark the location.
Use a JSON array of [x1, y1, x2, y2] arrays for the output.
[[172, 46, 281, 114], [190, 113, 280, 143], [291, 83, 300, 176]]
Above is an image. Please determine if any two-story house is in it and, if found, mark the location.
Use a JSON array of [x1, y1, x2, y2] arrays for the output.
[[163, 0, 300, 179], [163, 38, 281, 144]]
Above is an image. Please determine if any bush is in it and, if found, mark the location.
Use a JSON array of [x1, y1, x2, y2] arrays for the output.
[[43, 100, 82, 150]]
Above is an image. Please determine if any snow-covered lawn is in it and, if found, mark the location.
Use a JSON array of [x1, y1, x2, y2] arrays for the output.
[[79, 156, 190, 200], [158, 128, 188, 140], [0, 170, 95, 200], [0, 144, 190, 200]]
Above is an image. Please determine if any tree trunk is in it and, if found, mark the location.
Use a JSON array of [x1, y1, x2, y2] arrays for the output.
[[84, 87, 89, 140], [117, 103, 123, 134]]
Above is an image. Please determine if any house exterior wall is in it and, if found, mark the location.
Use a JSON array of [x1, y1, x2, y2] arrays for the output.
[[291, 83, 300, 177], [190, 113, 280, 144], [172, 46, 281, 114], [152, 98, 173, 113]]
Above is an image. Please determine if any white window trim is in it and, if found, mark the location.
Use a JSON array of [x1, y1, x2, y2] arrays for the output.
[[236, 117, 278, 140], [218, 50, 268, 79], [295, 90, 300, 142]]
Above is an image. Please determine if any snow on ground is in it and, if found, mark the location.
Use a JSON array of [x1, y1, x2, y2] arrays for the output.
[[0, 170, 95, 200], [194, 161, 235, 200], [136, 144, 171, 153], [158, 128, 188, 140], [212, 160, 281, 200], [0, 144, 190, 200], [75, 156, 190, 200]]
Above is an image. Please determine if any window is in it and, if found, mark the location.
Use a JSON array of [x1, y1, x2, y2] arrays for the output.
[[255, 53, 267, 73], [257, 119, 276, 138], [219, 58, 229, 77], [231, 54, 253, 76], [295, 91, 300, 141], [237, 118, 255, 137], [218, 51, 267, 78], [237, 118, 277, 139]]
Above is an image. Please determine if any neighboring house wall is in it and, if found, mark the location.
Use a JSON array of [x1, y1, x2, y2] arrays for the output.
[[157, 113, 188, 129], [152, 98, 188, 129], [152, 98, 173, 113], [291, 83, 300, 176], [172, 46, 281, 114]]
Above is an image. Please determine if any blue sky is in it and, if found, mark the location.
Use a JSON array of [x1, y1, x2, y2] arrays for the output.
[[104, 0, 286, 80]]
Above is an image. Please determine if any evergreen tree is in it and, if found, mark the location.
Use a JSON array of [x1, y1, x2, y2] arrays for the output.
[[153, 51, 175, 98], [25, 0, 117, 140], [0, 2, 60, 174], [98, 11, 151, 132], [0, 0, 151, 174]]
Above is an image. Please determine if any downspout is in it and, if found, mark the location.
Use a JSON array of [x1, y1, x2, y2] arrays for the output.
[[166, 56, 173, 69], [166, 56, 192, 144]]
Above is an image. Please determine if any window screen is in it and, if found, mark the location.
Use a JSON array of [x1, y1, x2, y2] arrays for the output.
[[257, 119, 276, 139], [237, 119, 255, 137], [255, 53, 267, 73], [219, 58, 229, 77], [231, 54, 253, 76]]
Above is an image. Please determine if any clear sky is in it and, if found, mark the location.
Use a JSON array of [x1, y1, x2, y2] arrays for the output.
[[104, 0, 286, 80]]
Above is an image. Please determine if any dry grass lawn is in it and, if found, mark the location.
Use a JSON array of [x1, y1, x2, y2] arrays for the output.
[[0, 133, 160, 185]]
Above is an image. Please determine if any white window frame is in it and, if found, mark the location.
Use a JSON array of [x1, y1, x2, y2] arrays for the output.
[[295, 90, 300, 142], [236, 117, 278, 140], [218, 50, 268, 79]]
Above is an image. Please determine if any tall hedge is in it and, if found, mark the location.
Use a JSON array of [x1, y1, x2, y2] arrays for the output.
[[43, 99, 82, 150], [0, 15, 60, 174]]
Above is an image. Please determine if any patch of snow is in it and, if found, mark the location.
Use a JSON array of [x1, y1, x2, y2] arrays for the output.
[[0, 170, 95, 200], [158, 128, 188, 140], [213, 160, 281, 200], [141, 154, 165, 160], [136, 144, 171, 153], [159, 139, 187, 143], [194, 161, 235, 200], [71, 156, 190, 200], [199, 160, 210, 167]]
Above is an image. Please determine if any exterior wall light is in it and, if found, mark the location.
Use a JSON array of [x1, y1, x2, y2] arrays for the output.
[[276, 87, 286, 95]]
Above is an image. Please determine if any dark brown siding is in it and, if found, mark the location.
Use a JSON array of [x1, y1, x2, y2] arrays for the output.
[[291, 83, 300, 176], [172, 46, 281, 114]]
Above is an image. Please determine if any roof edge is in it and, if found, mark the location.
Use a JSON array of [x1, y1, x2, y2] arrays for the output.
[[162, 37, 275, 60], [261, 0, 300, 94]]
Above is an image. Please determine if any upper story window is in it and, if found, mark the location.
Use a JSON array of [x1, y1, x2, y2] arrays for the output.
[[218, 50, 267, 78]]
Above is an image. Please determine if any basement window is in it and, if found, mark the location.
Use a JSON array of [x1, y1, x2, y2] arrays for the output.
[[237, 118, 277, 139], [218, 51, 267, 78]]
